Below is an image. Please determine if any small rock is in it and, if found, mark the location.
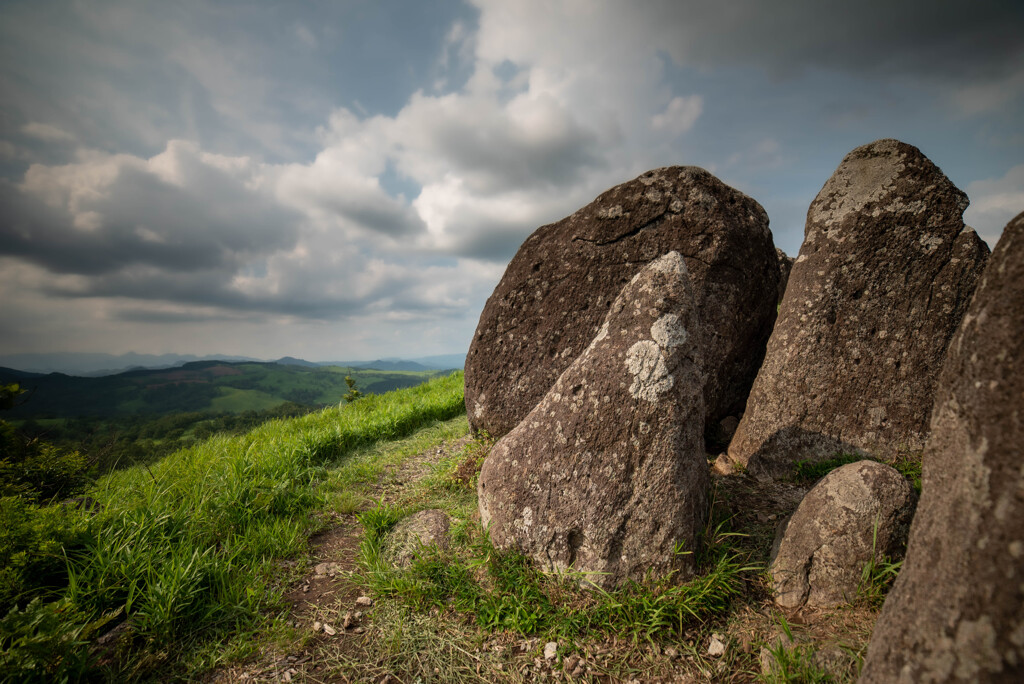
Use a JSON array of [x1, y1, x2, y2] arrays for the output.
[[708, 634, 727, 657], [356, 596, 373, 607], [712, 453, 736, 476], [342, 611, 354, 630], [544, 641, 558, 661], [282, 672, 292, 682], [312, 621, 322, 633], [323, 624, 337, 636], [314, 562, 343, 576], [354, 611, 363, 619], [301, 584, 310, 593]]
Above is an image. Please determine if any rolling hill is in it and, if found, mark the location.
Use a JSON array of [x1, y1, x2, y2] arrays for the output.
[[0, 360, 451, 418]]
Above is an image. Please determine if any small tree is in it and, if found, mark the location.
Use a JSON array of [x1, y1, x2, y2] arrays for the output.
[[343, 375, 363, 403], [0, 384, 89, 502]]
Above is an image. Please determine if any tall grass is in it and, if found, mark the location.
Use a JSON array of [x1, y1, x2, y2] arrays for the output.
[[1, 372, 465, 681]]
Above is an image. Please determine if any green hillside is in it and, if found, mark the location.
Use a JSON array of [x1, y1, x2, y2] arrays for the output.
[[0, 361, 449, 418], [1, 372, 467, 681]]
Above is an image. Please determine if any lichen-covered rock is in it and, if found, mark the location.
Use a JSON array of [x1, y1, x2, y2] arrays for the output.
[[465, 166, 779, 442], [384, 509, 451, 568], [477, 252, 709, 589], [770, 460, 915, 609], [729, 139, 989, 478], [860, 211, 1024, 683]]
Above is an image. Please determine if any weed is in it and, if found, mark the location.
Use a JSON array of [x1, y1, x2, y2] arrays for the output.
[[886, 452, 922, 493], [759, 615, 836, 683], [857, 518, 902, 608]]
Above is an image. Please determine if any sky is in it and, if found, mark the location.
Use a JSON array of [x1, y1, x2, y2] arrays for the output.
[[1, 0, 1022, 362]]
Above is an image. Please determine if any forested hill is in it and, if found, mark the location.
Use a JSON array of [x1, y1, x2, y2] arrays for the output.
[[0, 360, 451, 418]]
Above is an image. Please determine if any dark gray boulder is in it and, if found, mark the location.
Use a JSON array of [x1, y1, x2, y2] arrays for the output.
[[860, 211, 1024, 683], [477, 252, 709, 589], [729, 139, 989, 478], [465, 166, 780, 442], [770, 460, 915, 609]]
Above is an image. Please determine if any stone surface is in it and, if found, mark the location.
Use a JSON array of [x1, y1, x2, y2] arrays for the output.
[[384, 509, 451, 568], [860, 211, 1024, 683], [465, 166, 780, 441], [770, 460, 916, 609], [477, 252, 709, 589], [729, 139, 989, 478], [776, 247, 794, 303]]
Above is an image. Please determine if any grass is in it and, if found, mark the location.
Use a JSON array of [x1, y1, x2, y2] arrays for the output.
[[759, 617, 835, 683], [356, 457, 760, 646], [3, 368, 891, 682], [856, 519, 903, 609], [793, 451, 922, 493], [1, 372, 465, 682]]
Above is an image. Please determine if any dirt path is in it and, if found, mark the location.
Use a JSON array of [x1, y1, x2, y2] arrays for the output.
[[207, 437, 879, 684]]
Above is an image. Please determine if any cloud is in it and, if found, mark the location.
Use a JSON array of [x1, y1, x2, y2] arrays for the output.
[[1, 0, 1021, 360], [5, 140, 298, 276], [651, 96, 704, 137], [21, 122, 75, 143], [965, 165, 1024, 248]]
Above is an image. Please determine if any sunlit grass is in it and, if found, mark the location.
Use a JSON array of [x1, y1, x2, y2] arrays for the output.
[[1, 372, 465, 681]]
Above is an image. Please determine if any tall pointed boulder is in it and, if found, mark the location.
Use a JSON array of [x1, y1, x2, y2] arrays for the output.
[[477, 252, 709, 589], [728, 139, 989, 477]]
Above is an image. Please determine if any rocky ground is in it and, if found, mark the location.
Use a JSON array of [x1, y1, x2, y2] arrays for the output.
[[205, 431, 883, 683]]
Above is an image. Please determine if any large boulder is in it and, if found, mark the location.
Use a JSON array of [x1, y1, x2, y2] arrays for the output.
[[860, 211, 1024, 683], [728, 139, 989, 478], [770, 460, 916, 609], [477, 252, 709, 589], [465, 166, 780, 442]]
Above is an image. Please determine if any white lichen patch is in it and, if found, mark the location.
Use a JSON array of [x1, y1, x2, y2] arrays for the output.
[[597, 205, 624, 219], [810, 146, 905, 226], [649, 251, 686, 276], [625, 340, 674, 401], [669, 198, 684, 213], [651, 314, 687, 348], [919, 233, 943, 254]]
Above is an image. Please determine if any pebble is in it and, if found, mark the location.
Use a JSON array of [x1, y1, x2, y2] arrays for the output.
[[544, 641, 558, 661], [323, 624, 337, 636], [312, 621, 322, 633], [708, 633, 727, 657], [356, 596, 373, 606]]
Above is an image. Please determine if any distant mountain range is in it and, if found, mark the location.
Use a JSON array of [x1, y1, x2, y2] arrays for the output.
[[0, 359, 460, 418], [0, 352, 465, 377]]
